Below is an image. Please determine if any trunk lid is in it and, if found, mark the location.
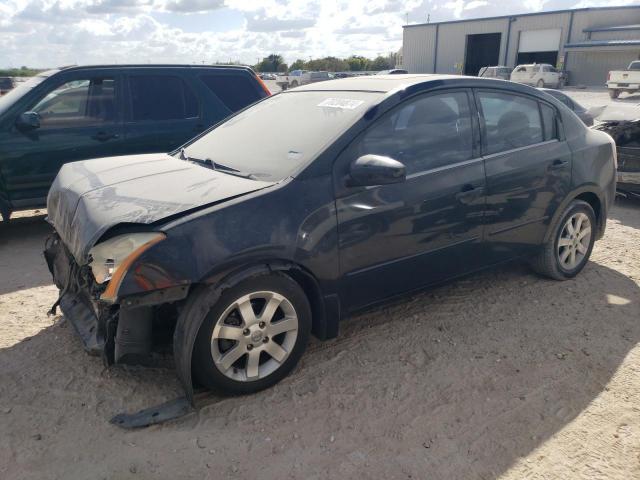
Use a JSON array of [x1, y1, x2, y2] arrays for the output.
[[47, 153, 275, 263]]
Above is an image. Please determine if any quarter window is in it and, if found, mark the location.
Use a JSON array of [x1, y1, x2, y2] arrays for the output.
[[540, 103, 558, 141], [30, 78, 116, 127], [478, 91, 544, 154], [354, 91, 474, 175], [129, 75, 198, 121]]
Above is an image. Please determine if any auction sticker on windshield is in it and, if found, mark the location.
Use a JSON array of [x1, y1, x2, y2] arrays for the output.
[[317, 98, 364, 109]]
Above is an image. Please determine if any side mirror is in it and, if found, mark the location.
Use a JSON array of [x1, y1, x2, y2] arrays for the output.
[[348, 154, 406, 187], [16, 111, 40, 130]]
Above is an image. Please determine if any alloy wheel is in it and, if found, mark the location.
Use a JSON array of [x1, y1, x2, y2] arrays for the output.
[[210, 291, 299, 382], [557, 212, 592, 271]]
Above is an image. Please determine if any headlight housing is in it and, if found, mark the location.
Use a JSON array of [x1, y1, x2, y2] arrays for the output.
[[89, 232, 165, 300]]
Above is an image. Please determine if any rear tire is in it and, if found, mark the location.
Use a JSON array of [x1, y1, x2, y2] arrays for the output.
[[609, 89, 620, 99], [290, 80, 298, 88], [537, 79, 545, 88], [191, 273, 311, 395], [530, 200, 596, 280]]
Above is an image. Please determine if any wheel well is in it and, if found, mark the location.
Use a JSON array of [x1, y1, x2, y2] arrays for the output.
[[282, 267, 335, 340], [574, 191, 602, 229]]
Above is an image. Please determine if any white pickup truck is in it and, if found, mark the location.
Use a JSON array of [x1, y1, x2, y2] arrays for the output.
[[275, 70, 330, 90], [607, 61, 640, 99]]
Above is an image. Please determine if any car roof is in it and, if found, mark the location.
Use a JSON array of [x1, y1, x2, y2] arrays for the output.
[[294, 74, 472, 93], [56, 64, 254, 73], [292, 73, 541, 94]]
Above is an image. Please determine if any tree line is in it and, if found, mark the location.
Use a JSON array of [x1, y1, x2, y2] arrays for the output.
[[254, 54, 398, 73]]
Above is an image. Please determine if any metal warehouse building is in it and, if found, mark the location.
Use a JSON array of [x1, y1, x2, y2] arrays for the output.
[[401, 5, 640, 86]]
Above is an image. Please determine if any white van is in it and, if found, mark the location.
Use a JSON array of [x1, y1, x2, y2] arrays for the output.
[[510, 64, 562, 88]]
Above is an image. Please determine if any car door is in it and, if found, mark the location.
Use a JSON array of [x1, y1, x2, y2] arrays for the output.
[[0, 70, 125, 205], [123, 71, 203, 155], [334, 89, 487, 310], [475, 89, 572, 258]]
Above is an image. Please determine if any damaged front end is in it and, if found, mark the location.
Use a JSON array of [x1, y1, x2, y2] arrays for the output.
[[44, 232, 188, 366], [594, 120, 640, 199]]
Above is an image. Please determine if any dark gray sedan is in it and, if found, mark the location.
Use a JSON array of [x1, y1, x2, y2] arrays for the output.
[[45, 74, 616, 403], [539, 88, 594, 126]]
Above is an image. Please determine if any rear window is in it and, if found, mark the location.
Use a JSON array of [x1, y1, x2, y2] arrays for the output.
[[129, 75, 199, 121], [200, 74, 264, 112], [0, 78, 13, 89]]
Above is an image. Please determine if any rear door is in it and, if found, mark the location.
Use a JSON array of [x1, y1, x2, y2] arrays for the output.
[[335, 89, 487, 310], [0, 69, 125, 205], [476, 89, 572, 258], [123, 71, 203, 154]]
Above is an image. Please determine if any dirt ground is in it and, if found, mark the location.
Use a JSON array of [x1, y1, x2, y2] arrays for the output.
[[0, 198, 638, 480]]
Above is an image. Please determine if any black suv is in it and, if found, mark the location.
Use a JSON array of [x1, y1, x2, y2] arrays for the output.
[[0, 65, 270, 221]]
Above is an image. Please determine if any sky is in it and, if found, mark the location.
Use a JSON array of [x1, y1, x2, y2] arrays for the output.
[[0, 0, 638, 68]]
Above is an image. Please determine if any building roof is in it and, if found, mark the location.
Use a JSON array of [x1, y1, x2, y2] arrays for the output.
[[403, 5, 640, 29], [564, 39, 640, 48], [583, 24, 640, 33]]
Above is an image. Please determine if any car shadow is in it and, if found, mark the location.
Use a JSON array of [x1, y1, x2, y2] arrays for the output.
[[0, 213, 52, 295], [611, 195, 640, 229], [0, 258, 638, 478]]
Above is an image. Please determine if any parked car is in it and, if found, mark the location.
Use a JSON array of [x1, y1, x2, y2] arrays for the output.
[[275, 70, 331, 89], [607, 60, 640, 99], [511, 63, 562, 88], [259, 73, 276, 80], [0, 64, 270, 221], [45, 75, 616, 406], [0, 77, 15, 95], [538, 88, 594, 126], [478, 66, 511, 80], [594, 119, 640, 198], [376, 69, 409, 75]]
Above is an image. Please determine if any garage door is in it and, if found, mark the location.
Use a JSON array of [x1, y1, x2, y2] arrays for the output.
[[519, 29, 562, 53]]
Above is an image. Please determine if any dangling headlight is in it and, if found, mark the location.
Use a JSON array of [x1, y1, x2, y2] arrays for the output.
[[89, 232, 165, 300]]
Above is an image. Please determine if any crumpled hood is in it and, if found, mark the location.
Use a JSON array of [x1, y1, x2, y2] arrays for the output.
[[47, 153, 275, 264]]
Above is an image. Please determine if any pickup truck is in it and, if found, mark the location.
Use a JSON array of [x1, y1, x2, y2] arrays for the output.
[[607, 61, 640, 99], [275, 70, 330, 90]]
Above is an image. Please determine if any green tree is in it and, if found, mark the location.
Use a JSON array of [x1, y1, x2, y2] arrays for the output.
[[369, 55, 392, 71], [346, 55, 369, 71], [255, 54, 287, 72], [289, 59, 306, 71]]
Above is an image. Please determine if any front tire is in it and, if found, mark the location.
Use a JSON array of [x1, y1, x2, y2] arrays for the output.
[[191, 274, 311, 395], [609, 89, 620, 99], [537, 79, 545, 88], [530, 200, 596, 280]]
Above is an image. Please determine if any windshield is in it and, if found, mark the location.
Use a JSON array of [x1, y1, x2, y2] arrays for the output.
[[0, 73, 52, 115], [181, 90, 382, 181]]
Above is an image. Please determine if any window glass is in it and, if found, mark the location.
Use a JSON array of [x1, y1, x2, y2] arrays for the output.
[[552, 91, 573, 109], [129, 75, 198, 121], [540, 103, 558, 141], [354, 91, 473, 175], [478, 91, 544, 154], [182, 91, 381, 181], [30, 77, 116, 128], [200, 74, 263, 112]]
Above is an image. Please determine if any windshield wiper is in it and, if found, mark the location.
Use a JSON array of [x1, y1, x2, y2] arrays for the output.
[[179, 149, 256, 180]]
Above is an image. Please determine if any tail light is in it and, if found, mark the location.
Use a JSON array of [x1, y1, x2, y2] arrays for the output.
[[607, 72, 611, 81]]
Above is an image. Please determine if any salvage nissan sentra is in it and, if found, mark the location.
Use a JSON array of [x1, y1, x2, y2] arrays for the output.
[[45, 75, 616, 400]]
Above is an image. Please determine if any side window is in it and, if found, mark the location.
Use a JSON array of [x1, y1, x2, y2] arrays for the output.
[[540, 103, 558, 141], [30, 78, 116, 128], [354, 91, 474, 175], [478, 91, 544, 155], [129, 75, 198, 122], [200, 74, 263, 112]]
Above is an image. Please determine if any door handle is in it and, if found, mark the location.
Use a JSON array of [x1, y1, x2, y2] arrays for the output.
[[455, 184, 484, 201], [92, 131, 118, 142], [550, 159, 568, 170]]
